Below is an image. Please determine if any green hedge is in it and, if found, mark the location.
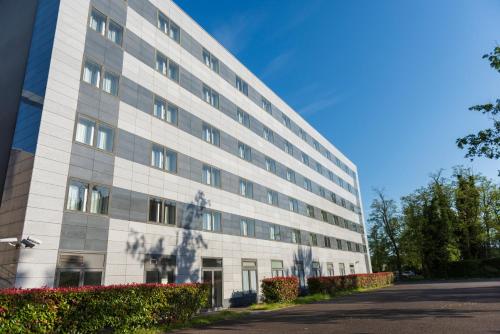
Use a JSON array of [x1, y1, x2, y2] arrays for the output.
[[307, 272, 394, 295], [261, 277, 299, 303], [0, 283, 209, 333], [447, 257, 500, 278]]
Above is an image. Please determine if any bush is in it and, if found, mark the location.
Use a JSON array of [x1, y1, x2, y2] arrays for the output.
[[0, 283, 209, 333], [447, 257, 500, 278], [261, 277, 299, 303], [307, 272, 394, 295]]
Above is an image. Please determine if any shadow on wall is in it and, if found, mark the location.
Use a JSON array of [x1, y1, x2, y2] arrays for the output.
[[293, 245, 313, 291], [125, 190, 208, 284]]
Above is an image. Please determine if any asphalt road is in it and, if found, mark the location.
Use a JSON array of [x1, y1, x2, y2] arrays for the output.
[[177, 279, 500, 334]]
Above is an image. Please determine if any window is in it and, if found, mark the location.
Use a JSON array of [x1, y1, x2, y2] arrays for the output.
[[350, 263, 355, 274], [282, 114, 291, 129], [153, 96, 178, 125], [155, 52, 179, 82], [337, 239, 343, 250], [237, 108, 250, 128], [82, 60, 101, 88], [293, 261, 305, 286], [291, 229, 301, 244], [326, 151, 332, 160], [319, 187, 326, 198], [309, 233, 318, 246], [301, 153, 309, 165], [263, 127, 274, 143], [66, 180, 109, 215], [239, 179, 253, 199], [303, 178, 312, 192], [328, 171, 334, 182], [261, 97, 271, 113], [157, 11, 180, 43], [202, 123, 220, 146], [267, 190, 278, 206], [299, 128, 307, 141], [326, 263, 334, 276], [288, 197, 298, 213], [315, 162, 323, 174], [151, 145, 177, 173], [324, 236, 331, 248], [286, 169, 295, 183], [89, 8, 106, 35], [339, 263, 346, 276], [75, 116, 95, 146], [321, 210, 328, 222], [305, 205, 314, 218], [238, 142, 252, 161], [145, 255, 176, 284], [75, 116, 114, 152], [271, 260, 284, 277], [313, 140, 320, 151], [284, 141, 293, 155], [57, 253, 104, 288], [202, 48, 219, 73], [103, 71, 119, 96], [148, 198, 176, 225], [203, 211, 221, 232], [203, 85, 219, 109], [347, 241, 352, 251], [236, 76, 248, 96], [312, 261, 321, 277], [107, 20, 123, 45], [355, 243, 361, 252], [240, 220, 255, 237], [265, 157, 276, 174], [330, 192, 337, 203], [269, 224, 281, 241], [202, 165, 221, 187], [242, 260, 257, 293]]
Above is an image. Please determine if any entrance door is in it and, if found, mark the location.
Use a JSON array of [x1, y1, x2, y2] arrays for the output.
[[202, 269, 223, 308], [202, 258, 223, 308]]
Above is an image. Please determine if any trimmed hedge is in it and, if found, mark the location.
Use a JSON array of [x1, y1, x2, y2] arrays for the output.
[[261, 277, 299, 303], [308, 272, 394, 295], [447, 257, 500, 278], [0, 283, 209, 333]]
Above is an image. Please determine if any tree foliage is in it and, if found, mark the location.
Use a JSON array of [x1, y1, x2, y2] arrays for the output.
[[368, 167, 499, 278], [456, 47, 500, 162]]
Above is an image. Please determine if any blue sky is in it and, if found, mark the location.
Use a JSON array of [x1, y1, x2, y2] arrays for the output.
[[174, 0, 500, 216]]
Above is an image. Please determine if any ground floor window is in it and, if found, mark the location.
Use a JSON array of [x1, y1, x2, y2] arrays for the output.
[[312, 261, 321, 277], [56, 252, 105, 287], [350, 263, 356, 274], [293, 261, 305, 286], [326, 262, 334, 276], [339, 262, 346, 276], [241, 260, 257, 293], [271, 260, 284, 277], [144, 255, 176, 283]]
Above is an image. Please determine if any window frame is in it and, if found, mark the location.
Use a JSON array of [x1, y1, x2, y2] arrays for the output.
[[202, 211, 222, 232], [236, 76, 249, 96], [202, 164, 221, 188], [157, 10, 181, 43], [88, 7, 124, 47], [202, 48, 219, 73], [73, 113, 115, 154], [150, 143, 178, 174], [65, 178, 111, 216]]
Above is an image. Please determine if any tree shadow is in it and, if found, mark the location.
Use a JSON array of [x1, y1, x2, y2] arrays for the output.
[[125, 190, 208, 283], [293, 245, 313, 292]]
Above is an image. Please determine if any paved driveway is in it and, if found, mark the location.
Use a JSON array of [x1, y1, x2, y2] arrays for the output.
[[178, 279, 500, 334]]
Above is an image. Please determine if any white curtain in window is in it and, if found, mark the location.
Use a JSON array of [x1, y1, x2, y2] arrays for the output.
[[90, 10, 105, 35], [67, 182, 87, 211], [83, 62, 100, 87], [166, 105, 177, 124], [96, 125, 113, 151], [154, 100, 166, 120], [151, 146, 164, 169], [156, 56, 167, 75], [203, 213, 212, 230], [75, 118, 95, 145], [166, 151, 176, 172], [103, 72, 118, 95]]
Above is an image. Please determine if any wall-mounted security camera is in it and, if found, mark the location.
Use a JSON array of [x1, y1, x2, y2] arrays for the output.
[[0, 238, 18, 244], [20, 236, 42, 248]]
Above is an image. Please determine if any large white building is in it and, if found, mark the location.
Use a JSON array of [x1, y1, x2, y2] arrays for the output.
[[0, 0, 370, 307]]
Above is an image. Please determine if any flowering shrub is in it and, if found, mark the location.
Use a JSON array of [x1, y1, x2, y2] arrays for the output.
[[307, 272, 394, 295], [261, 277, 299, 303], [0, 283, 209, 333]]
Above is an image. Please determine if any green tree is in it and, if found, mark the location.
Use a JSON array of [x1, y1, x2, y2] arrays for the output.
[[400, 188, 429, 272], [369, 189, 402, 275], [456, 47, 500, 164], [453, 168, 482, 259], [422, 176, 458, 277], [477, 177, 500, 257], [368, 223, 391, 272]]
